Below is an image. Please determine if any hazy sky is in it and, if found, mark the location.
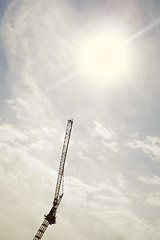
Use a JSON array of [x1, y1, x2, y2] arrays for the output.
[[1, 0, 160, 239]]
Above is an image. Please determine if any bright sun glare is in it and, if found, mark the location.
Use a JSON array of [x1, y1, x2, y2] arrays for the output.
[[78, 30, 130, 84]]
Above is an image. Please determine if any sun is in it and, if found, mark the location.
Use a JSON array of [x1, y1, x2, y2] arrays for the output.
[[78, 30, 130, 85]]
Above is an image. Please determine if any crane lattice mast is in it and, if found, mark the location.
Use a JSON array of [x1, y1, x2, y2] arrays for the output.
[[33, 119, 73, 240]]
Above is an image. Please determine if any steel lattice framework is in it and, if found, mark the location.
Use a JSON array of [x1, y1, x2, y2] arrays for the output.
[[33, 119, 73, 240]]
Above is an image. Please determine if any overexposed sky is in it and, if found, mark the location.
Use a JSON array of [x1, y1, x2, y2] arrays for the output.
[[1, 0, 160, 239]]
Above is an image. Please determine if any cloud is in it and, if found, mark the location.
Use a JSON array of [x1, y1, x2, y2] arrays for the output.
[[138, 175, 160, 185], [62, 176, 151, 240], [78, 140, 89, 152], [0, 122, 59, 240], [102, 140, 119, 152], [87, 121, 119, 153], [145, 193, 160, 208], [137, 175, 160, 211], [1, 0, 79, 128], [127, 136, 160, 162], [1, 0, 160, 239], [92, 121, 116, 140]]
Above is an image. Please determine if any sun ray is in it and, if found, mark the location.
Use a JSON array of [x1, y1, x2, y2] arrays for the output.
[[124, 17, 160, 44], [45, 17, 160, 93]]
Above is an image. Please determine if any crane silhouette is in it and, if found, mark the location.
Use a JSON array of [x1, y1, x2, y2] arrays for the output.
[[33, 119, 73, 240]]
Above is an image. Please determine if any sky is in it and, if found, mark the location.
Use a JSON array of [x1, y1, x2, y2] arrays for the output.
[[1, 0, 160, 239]]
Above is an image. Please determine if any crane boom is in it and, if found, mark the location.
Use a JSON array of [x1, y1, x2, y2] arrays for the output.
[[33, 119, 73, 240], [54, 118, 73, 201]]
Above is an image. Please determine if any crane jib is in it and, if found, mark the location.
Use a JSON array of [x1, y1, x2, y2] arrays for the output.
[[54, 119, 73, 202], [32, 119, 73, 240]]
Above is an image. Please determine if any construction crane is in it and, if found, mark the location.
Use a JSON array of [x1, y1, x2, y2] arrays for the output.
[[33, 119, 73, 240]]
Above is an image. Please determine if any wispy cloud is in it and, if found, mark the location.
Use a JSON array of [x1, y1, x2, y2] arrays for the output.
[[63, 176, 150, 240], [138, 175, 160, 185], [88, 121, 119, 153], [127, 136, 160, 162], [145, 193, 160, 208], [93, 121, 116, 140], [1, 0, 160, 239]]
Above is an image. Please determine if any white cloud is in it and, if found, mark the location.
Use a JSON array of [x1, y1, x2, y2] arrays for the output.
[[116, 173, 128, 190], [1, 0, 160, 239], [102, 140, 119, 152], [138, 175, 160, 185], [145, 193, 160, 208], [62, 176, 150, 240], [87, 121, 119, 153], [78, 141, 89, 152], [127, 136, 160, 162], [93, 121, 116, 140], [0, 123, 28, 144]]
